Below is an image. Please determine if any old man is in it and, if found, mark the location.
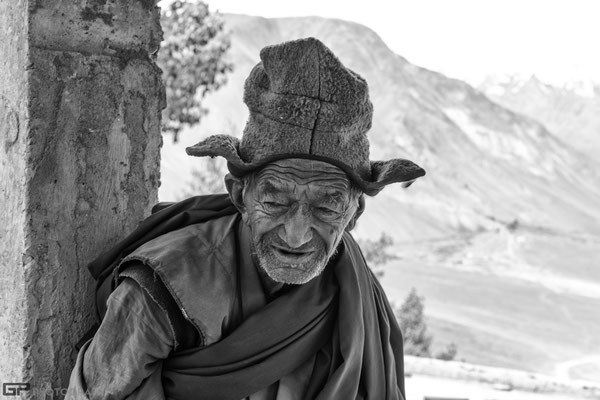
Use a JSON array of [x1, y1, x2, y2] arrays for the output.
[[66, 37, 425, 399]]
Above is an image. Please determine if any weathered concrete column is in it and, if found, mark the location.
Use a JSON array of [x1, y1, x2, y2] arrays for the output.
[[0, 0, 163, 397]]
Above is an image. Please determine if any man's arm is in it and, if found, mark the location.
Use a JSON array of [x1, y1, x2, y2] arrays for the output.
[[66, 277, 174, 399]]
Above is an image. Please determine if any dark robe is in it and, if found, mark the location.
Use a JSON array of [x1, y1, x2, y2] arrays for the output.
[[71, 195, 406, 400]]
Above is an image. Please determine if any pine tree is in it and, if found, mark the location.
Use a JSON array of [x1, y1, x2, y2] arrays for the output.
[[396, 288, 433, 357]]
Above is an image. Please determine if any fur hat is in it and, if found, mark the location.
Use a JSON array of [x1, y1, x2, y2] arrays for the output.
[[186, 37, 425, 196]]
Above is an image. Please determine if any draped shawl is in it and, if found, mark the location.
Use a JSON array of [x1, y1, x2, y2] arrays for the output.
[[87, 194, 405, 400]]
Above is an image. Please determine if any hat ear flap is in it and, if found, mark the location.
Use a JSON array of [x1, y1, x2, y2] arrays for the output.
[[366, 159, 426, 194], [186, 135, 246, 167]]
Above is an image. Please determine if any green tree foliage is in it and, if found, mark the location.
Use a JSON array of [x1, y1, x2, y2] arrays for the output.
[[357, 232, 398, 277], [158, 0, 233, 142]]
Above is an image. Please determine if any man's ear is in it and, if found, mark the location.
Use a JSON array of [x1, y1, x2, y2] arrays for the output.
[[345, 194, 365, 232], [225, 173, 246, 215]]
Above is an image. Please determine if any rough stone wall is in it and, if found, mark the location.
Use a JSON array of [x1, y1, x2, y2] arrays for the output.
[[0, 0, 164, 397], [0, 0, 30, 389]]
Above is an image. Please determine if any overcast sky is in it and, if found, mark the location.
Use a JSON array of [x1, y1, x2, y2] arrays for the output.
[[197, 0, 600, 87]]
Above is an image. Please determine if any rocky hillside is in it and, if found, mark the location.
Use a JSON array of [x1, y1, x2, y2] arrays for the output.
[[479, 74, 600, 161], [159, 14, 600, 380], [162, 14, 600, 238]]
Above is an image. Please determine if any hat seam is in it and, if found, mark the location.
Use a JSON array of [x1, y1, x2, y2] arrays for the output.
[[309, 47, 322, 154], [255, 89, 365, 106]]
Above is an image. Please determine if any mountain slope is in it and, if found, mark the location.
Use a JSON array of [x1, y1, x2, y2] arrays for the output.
[[162, 14, 600, 238], [479, 75, 600, 160]]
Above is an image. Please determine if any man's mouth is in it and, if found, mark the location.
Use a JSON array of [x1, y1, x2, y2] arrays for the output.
[[270, 245, 315, 264]]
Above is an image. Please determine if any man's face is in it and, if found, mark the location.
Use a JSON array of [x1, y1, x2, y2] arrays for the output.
[[239, 159, 360, 285]]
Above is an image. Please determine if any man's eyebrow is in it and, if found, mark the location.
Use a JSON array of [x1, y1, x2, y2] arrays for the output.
[[259, 181, 285, 196], [316, 190, 346, 204]]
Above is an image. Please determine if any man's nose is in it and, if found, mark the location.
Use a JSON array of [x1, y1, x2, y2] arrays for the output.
[[279, 204, 313, 248]]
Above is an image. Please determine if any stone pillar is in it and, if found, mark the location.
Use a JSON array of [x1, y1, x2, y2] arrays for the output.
[[0, 1, 163, 397]]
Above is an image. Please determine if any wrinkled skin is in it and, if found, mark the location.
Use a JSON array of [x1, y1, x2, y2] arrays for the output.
[[226, 159, 362, 285]]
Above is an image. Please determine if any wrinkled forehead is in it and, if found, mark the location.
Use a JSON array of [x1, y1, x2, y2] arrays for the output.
[[253, 159, 352, 199]]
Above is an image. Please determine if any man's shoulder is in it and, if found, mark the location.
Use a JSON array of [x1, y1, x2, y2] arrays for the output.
[[126, 213, 240, 264], [117, 213, 243, 346]]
